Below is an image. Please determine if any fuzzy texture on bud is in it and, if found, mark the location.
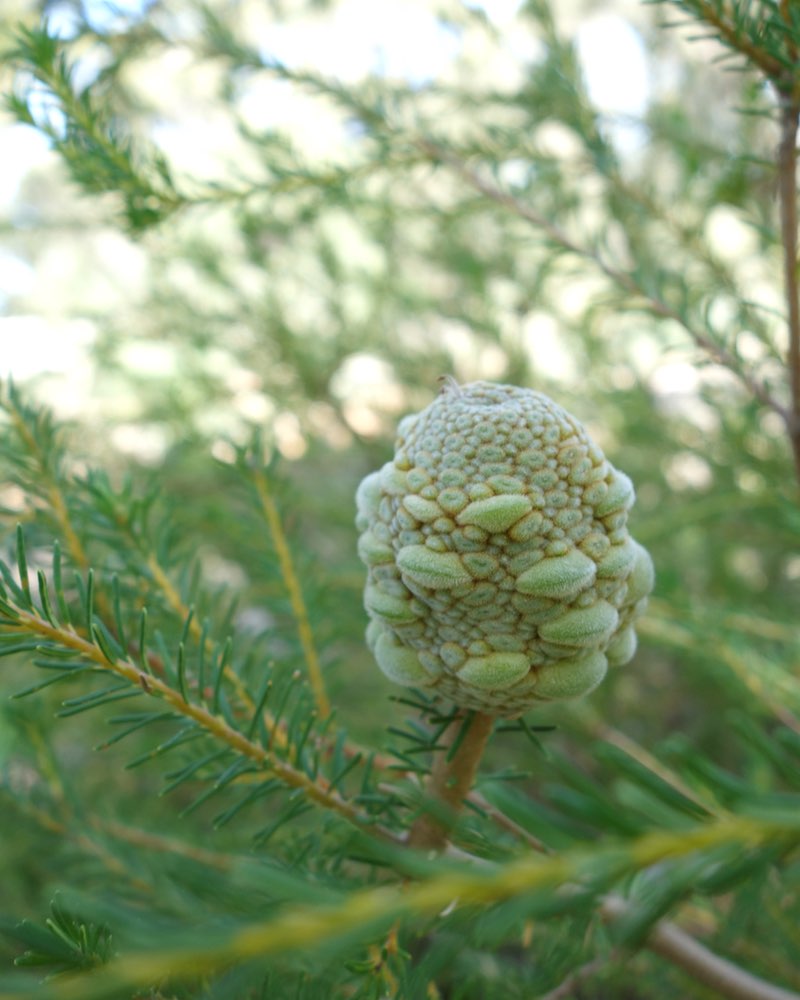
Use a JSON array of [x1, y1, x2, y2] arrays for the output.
[[356, 380, 653, 717]]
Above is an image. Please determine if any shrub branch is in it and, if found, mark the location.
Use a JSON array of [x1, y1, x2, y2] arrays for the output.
[[7, 814, 798, 1000], [1, 600, 397, 842]]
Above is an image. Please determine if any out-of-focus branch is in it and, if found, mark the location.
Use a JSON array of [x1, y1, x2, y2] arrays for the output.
[[691, 1, 791, 87], [419, 140, 792, 430], [601, 894, 800, 1000], [777, 4, 800, 483]]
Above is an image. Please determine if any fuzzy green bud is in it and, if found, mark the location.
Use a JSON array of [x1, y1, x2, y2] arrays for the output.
[[356, 380, 653, 717]]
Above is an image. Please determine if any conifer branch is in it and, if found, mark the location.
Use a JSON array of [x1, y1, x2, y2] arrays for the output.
[[96, 817, 244, 870], [10, 799, 157, 897], [0, 386, 281, 723], [142, 550, 274, 730], [250, 464, 331, 718], [0, 598, 398, 843], [12, 790, 265, 877], [5, 398, 86, 576], [672, 0, 800, 480], [1, 386, 113, 625], [5, 27, 183, 230], [688, 1, 792, 89]]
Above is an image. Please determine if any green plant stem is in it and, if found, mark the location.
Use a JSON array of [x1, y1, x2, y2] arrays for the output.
[[407, 711, 495, 851]]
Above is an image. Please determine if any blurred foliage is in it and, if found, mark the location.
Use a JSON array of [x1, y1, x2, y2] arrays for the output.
[[1, 0, 800, 997]]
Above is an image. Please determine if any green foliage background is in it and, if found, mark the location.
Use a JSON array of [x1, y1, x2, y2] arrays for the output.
[[0, 1, 799, 998]]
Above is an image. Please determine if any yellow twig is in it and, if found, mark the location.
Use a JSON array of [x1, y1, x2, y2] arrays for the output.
[[251, 466, 331, 719], [10, 815, 800, 1000]]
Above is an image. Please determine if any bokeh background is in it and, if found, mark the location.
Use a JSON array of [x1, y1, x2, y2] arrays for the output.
[[1, 2, 800, 995], [2, 0, 797, 706]]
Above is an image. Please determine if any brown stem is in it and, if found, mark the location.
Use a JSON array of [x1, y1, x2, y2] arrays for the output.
[[694, 1, 788, 85], [408, 711, 495, 852], [778, 93, 800, 484], [601, 895, 800, 1000]]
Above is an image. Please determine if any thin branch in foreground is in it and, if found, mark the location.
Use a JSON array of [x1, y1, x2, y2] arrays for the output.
[[538, 955, 611, 1000], [689, 1, 792, 87], [8, 815, 799, 1000]]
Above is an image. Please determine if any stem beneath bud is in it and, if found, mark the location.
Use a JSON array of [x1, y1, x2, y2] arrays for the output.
[[408, 711, 495, 851]]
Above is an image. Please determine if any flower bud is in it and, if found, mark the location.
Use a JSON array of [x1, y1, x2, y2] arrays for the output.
[[356, 380, 653, 717]]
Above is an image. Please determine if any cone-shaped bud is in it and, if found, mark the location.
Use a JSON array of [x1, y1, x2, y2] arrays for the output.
[[356, 380, 653, 717]]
